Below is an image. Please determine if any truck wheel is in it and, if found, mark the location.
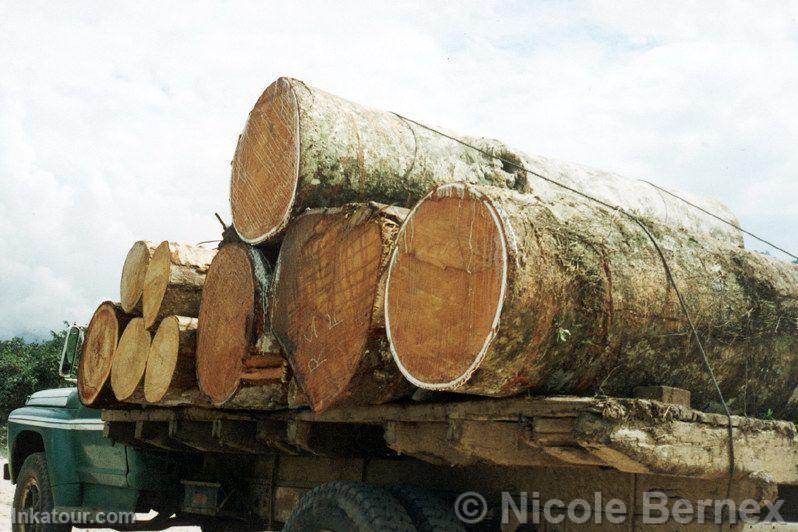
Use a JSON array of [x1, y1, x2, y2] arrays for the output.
[[12, 452, 71, 532], [283, 481, 415, 532], [387, 486, 465, 532]]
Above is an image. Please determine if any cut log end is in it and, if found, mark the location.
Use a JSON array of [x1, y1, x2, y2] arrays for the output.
[[111, 318, 151, 401], [142, 241, 215, 329], [386, 184, 507, 390], [120, 240, 155, 313], [145, 316, 197, 403], [231, 77, 299, 244], [142, 241, 172, 328], [196, 244, 255, 404], [272, 206, 401, 411], [78, 302, 126, 405]]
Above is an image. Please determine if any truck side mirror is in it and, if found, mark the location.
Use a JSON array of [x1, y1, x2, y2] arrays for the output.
[[60, 325, 85, 380]]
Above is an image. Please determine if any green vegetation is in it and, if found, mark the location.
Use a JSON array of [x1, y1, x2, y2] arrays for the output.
[[0, 327, 68, 420]]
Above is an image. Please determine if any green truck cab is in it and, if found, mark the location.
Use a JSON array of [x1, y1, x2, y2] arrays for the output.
[[4, 326, 186, 530]]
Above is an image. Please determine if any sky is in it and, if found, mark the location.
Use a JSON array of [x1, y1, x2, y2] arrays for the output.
[[1, 1, 797, 339]]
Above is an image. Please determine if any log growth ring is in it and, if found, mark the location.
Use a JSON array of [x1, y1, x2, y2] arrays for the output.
[[78, 302, 120, 404], [385, 184, 510, 390], [142, 241, 172, 329], [110, 317, 150, 401], [272, 211, 385, 410], [144, 316, 180, 403], [231, 78, 300, 244], [196, 244, 254, 404], [120, 241, 152, 313]]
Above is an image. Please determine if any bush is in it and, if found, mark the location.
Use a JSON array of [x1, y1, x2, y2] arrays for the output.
[[0, 328, 68, 420]]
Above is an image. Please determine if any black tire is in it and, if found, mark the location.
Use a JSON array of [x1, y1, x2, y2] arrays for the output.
[[387, 486, 465, 532], [282, 481, 415, 532], [12, 452, 71, 532]]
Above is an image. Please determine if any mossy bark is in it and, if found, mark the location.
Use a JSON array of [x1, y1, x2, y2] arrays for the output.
[[397, 184, 798, 419], [234, 77, 743, 247]]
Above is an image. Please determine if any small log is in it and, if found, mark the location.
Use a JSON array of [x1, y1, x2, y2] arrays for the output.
[[271, 203, 413, 411], [385, 183, 798, 419], [78, 301, 133, 406], [230, 77, 742, 247], [119, 240, 157, 313], [111, 318, 151, 402], [196, 242, 288, 409], [142, 241, 217, 329], [144, 316, 199, 404]]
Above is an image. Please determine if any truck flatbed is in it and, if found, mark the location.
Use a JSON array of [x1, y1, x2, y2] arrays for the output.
[[102, 394, 798, 487]]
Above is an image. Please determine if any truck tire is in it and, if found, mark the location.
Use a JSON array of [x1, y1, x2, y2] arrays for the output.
[[12, 452, 71, 532], [282, 481, 415, 532], [387, 486, 465, 532]]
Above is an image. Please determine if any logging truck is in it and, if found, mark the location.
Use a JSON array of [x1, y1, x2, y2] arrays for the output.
[[5, 323, 798, 531]]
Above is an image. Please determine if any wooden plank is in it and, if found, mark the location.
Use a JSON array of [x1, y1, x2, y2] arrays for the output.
[[633, 385, 691, 407], [575, 411, 798, 484]]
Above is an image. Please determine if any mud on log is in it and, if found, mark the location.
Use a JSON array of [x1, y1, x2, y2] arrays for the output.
[[230, 77, 742, 246], [144, 316, 203, 405], [271, 203, 413, 411], [196, 243, 288, 409], [120, 240, 157, 313], [78, 301, 134, 406], [385, 183, 798, 419], [111, 317, 151, 402], [142, 241, 216, 329]]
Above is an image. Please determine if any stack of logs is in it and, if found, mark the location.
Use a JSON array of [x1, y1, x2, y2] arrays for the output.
[[77, 77, 798, 420]]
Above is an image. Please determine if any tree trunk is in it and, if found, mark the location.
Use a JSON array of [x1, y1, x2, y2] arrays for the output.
[[230, 77, 742, 247], [271, 203, 414, 412], [142, 241, 217, 329], [144, 315, 203, 405], [196, 242, 288, 409], [78, 301, 133, 406], [120, 240, 157, 313], [110, 317, 151, 402], [385, 183, 798, 419]]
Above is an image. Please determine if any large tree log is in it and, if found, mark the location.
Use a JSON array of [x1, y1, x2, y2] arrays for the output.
[[142, 241, 217, 329], [230, 77, 742, 247], [271, 203, 413, 411], [196, 243, 288, 409], [120, 240, 157, 313], [144, 316, 202, 405], [78, 301, 133, 406], [110, 317, 151, 402], [385, 183, 798, 419]]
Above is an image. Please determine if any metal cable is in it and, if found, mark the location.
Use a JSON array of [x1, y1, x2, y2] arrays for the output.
[[393, 112, 737, 502], [639, 179, 798, 261]]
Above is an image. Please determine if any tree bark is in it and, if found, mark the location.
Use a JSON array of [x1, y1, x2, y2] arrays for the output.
[[271, 203, 414, 412], [386, 183, 798, 419], [120, 240, 157, 313], [78, 301, 133, 406], [144, 315, 205, 405], [230, 77, 742, 247], [196, 242, 288, 409], [142, 241, 217, 329], [110, 317, 151, 402]]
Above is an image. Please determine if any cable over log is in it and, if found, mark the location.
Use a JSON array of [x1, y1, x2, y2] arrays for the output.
[[385, 183, 798, 419], [230, 77, 742, 247]]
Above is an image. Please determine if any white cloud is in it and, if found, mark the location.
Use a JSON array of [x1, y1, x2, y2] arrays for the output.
[[1, 0, 797, 338]]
